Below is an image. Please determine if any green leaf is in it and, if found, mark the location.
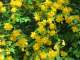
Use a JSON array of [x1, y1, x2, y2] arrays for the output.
[[28, 0, 32, 4], [56, 56, 62, 60], [64, 57, 74, 60], [10, 48, 15, 53]]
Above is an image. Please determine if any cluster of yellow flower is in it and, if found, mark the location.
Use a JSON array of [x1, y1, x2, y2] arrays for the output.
[[10, 0, 23, 13], [39, 49, 58, 60], [4, 23, 13, 30], [0, 48, 13, 60], [30, 0, 80, 59], [0, 0, 80, 60], [0, 1, 6, 13]]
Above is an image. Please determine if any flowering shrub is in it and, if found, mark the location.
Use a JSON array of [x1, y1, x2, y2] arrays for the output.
[[0, 0, 80, 60]]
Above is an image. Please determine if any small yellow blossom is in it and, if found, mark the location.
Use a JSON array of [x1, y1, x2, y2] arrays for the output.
[[12, 30, 21, 37], [6, 56, 13, 60], [38, 26, 45, 33], [57, 0, 65, 4], [49, 23, 56, 30], [51, 7, 56, 12], [56, 15, 64, 23], [16, 38, 28, 48], [11, 7, 17, 13], [62, 7, 72, 14], [4, 23, 13, 30], [0, 54, 4, 60], [47, 11, 55, 17], [10, 0, 22, 7], [5, 48, 11, 55], [41, 37, 51, 45], [72, 25, 78, 32], [10, 34, 16, 41], [44, 0, 53, 7], [15, 0, 22, 7], [39, 51, 47, 59], [47, 40, 52, 46], [34, 12, 41, 21], [0, 7, 6, 13], [1, 40, 6, 46], [0, 48, 3, 52], [48, 30, 56, 36], [35, 36, 42, 44], [65, 16, 73, 24], [0, 1, 3, 7], [33, 43, 40, 51], [57, 0, 69, 4], [11, 14, 16, 22], [31, 32, 37, 39], [42, 37, 48, 44], [38, 21, 46, 27], [47, 17, 53, 24], [48, 49, 58, 58], [53, 2, 61, 9], [40, 4, 47, 11]]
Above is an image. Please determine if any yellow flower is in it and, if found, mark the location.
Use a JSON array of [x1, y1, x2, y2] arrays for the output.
[[42, 37, 52, 45], [37, 26, 45, 33], [42, 37, 48, 44], [16, 38, 28, 48], [12, 30, 21, 37], [0, 48, 3, 52], [4, 23, 13, 30], [49, 23, 56, 30], [44, 0, 53, 7], [0, 7, 6, 13], [39, 51, 47, 59], [48, 30, 56, 36], [6, 56, 13, 60], [10, 0, 22, 7], [35, 36, 42, 44], [38, 21, 46, 27], [47, 11, 55, 17], [10, 34, 16, 41], [65, 16, 73, 24], [57, 0, 65, 4], [53, 2, 61, 9], [15, 0, 22, 7], [1, 40, 6, 46], [56, 15, 64, 23], [47, 17, 53, 24], [11, 7, 17, 13], [34, 12, 41, 21], [0, 1, 3, 7], [0, 54, 4, 60], [48, 49, 58, 58], [72, 25, 78, 32], [31, 32, 37, 39], [62, 7, 72, 14], [33, 43, 40, 51], [11, 14, 16, 22], [5, 48, 10, 55], [51, 7, 56, 12], [57, 0, 69, 4], [40, 4, 47, 11]]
